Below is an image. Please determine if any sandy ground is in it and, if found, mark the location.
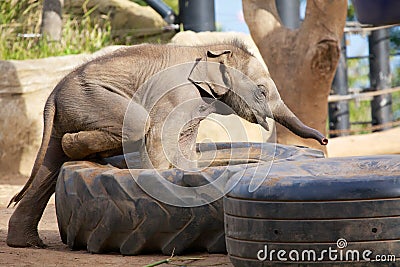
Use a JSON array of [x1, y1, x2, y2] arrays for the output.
[[0, 174, 232, 267]]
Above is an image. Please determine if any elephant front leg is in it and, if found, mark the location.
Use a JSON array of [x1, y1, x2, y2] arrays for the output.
[[173, 101, 214, 170], [175, 119, 200, 170], [140, 129, 170, 169], [141, 119, 200, 170]]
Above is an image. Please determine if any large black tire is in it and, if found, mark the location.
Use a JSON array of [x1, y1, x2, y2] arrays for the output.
[[224, 155, 400, 266], [55, 142, 323, 255]]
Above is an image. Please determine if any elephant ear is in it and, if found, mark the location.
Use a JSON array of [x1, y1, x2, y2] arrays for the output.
[[207, 49, 231, 58], [188, 50, 232, 98]]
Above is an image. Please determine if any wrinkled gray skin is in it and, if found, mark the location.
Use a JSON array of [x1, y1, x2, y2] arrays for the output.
[[7, 41, 327, 248]]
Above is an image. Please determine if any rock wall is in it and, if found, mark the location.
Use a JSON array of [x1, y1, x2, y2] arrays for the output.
[[0, 47, 121, 176]]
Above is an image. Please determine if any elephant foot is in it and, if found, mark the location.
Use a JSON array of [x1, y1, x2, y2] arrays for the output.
[[7, 226, 46, 248], [7, 214, 47, 248], [7, 233, 46, 248]]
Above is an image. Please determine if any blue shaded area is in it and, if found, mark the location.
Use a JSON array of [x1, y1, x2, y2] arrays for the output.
[[215, 0, 248, 33], [347, 34, 368, 58]]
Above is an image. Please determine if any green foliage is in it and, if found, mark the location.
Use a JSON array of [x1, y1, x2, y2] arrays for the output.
[[389, 27, 400, 52], [348, 100, 372, 133], [347, 58, 369, 89], [0, 0, 39, 25], [392, 67, 400, 120], [347, 1, 356, 21], [131, 0, 178, 13], [345, 56, 400, 133], [131, 0, 147, 6], [343, 56, 372, 134], [0, 0, 179, 60], [1, 0, 112, 60], [163, 0, 178, 13], [393, 65, 400, 87], [345, 35, 400, 134]]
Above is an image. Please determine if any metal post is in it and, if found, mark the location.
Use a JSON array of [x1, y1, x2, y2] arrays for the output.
[[329, 36, 350, 137], [275, 0, 300, 29], [368, 29, 393, 132], [178, 0, 216, 32], [144, 0, 177, 24]]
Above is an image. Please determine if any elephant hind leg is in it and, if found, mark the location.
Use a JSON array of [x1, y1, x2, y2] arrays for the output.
[[7, 137, 68, 248], [61, 130, 122, 160], [61, 99, 150, 160]]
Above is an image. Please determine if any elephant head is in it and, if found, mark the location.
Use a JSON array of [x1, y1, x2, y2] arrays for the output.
[[188, 44, 328, 146]]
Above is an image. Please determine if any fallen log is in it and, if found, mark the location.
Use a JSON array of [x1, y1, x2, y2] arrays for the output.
[[327, 127, 400, 157]]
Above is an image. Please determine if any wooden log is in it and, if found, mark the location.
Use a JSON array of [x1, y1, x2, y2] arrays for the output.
[[327, 127, 400, 157]]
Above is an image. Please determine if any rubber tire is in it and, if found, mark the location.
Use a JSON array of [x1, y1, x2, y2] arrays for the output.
[[55, 142, 323, 255], [224, 155, 400, 266]]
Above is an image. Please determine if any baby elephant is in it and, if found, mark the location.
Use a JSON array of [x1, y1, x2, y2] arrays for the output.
[[7, 40, 327, 248]]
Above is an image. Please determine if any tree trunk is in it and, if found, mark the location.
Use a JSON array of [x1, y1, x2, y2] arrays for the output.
[[40, 0, 64, 41], [243, 0, 347, 152]]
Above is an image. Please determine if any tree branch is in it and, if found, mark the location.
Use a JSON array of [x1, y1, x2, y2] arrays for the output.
[[299, 0, 347, 80], [242, 0, 283, 44], [301, 0, 347, 39]]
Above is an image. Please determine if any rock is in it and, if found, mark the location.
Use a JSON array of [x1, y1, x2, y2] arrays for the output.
[[0, 46, 122, 176], [171, 31, 269, 71], [64, 0, 175, 43], [171, 31, 275, 144]]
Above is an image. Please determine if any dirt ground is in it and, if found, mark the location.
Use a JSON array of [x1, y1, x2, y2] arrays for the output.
[[0, 174, 233, 267]]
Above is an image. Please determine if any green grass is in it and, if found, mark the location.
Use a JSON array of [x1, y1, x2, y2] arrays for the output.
[[329, 94, 400, 136], [133, 0, 178, 13], [340, 57, 400, 135], [0, 0, 112, 60], [1, 0, 179, 60], [348, 99, 372, 134], [343, 91, 400, 135]]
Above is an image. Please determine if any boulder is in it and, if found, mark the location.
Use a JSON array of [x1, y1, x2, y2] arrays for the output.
[[64, 0, 175, 42], [0, 46, 121, 176]]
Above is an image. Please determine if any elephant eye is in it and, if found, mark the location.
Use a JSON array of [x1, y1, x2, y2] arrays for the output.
[[256, 85, 267, 99]]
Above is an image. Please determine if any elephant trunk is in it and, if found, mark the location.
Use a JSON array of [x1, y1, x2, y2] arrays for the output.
[[271, 101, 328, 145]]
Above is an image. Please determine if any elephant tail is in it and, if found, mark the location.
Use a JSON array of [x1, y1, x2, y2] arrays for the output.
[[7, 92, 57, 207]]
